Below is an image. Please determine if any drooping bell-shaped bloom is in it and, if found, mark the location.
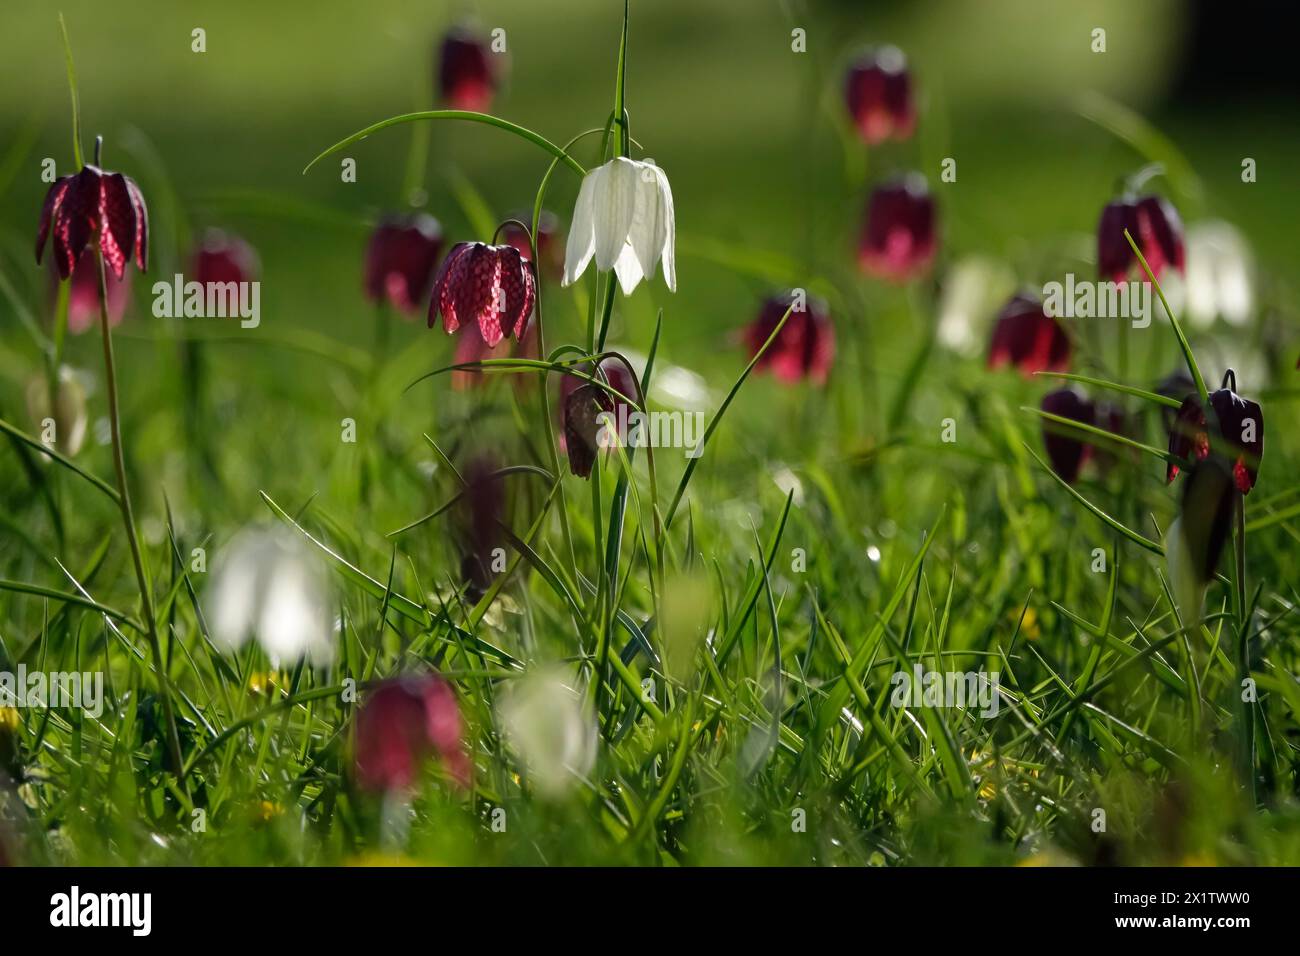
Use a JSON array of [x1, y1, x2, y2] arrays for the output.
[[437, 27, 496, 112], [454, 454, 507, 594], [1040, 388, 1095, 484], [858, 174, 936, 281], [64, 247, 130, 334], [1096, 194, 1184, 283], [208, 527, 335, 665], [744, 291, 835, 386], [844, 45, 915, 145], [987, 294, 1071, 376], [429, 241, 535, 347], [501, 211, 564, 281], [563, 157, 676, 295], [1165, 458, 1235, 622], [560, 358, 637, 478], [1165, 376, 1263, 494], [365, 213, 443, 315], [37, 161, 148, 280], [354, 673, 470, 793], [192, 228, 259, 287], [1184, 221, 1253, 329]]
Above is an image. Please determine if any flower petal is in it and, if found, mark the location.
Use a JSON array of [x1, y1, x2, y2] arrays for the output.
[[36, 177, 71, 266], [125, 175, 149, 272], [593, 158, 636, 271], [612, 242, 645, 295], [653, 164, 676, 292], [98, 173, 137, 280], [562, 166, 600, 286]]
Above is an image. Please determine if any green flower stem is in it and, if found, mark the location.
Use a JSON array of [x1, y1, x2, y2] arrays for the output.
[[96, 248, 184, 779], [1233, 494, 1255, 803]]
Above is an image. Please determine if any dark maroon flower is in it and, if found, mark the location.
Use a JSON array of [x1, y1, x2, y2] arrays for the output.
[[1097, 194, 1184, 283], [858, 174, 936, 281], [1166, 374, 1263, 494], [559, 359, 637, 479], [353, 673, 470, 793], [192, 228, 259, 287], [744, 291, 835, 386], [64, 248, 130, 334], [438, 27, 495, 112], [844, 46, 915, 145], [429, 241, 535, 348], [37, 161, 148, 281], [987, 294, 1071, 376], [455, 455, 507, 594], [1040, 388, 1095, 484], [500, 211, 564, 281], [365, 213, 443, 315]]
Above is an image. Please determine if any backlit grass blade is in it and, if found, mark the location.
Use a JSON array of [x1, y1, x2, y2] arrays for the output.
[[304, 110, 586, 177]]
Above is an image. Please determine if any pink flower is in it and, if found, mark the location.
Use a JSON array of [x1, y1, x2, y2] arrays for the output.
[[845, 46, 915, 145], [64, 248, 130, 334], [429, 241, 535, 347], [354, 674, 470, 793], [858, 174, 936, 281], [987, 294, 1071, 376], [744, 291, 835, 386], [37, 161, 148, 280], [365, 214, 444, 315], [438, 27, 495, 112]]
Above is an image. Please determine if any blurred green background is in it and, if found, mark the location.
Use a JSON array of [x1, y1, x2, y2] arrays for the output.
[[0, 0, 1295, 516]]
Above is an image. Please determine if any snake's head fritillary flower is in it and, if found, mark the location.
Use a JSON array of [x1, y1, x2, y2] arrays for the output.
[[1166, 374, 1263, 494], [1096, 194, 1184, 283], [208, 527, 335, 666], [844, 45, 915, 145], [37, 161, 148, 281], [745, 291, 835, 386], [365, 213, 443, 315], [455, 455, 506, 594], [63, 248, 130, 334], [858, 174, 936, 281], [1166, 457, 1235, 622], [560, 359, 636, 479], [437, 27, 496, 112], [354, 673, 470, 794], [987, 294, 1071, 376], [563, 157, 676, 295], [192, 228, 259, 287], [1040, 388, 1095, 484], [429, 241, 534, 348], [501, 211, 564, 281]]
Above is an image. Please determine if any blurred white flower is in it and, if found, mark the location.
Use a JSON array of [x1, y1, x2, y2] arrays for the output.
[[25, 366, 87, 457], [209, 527, 334, 665], [1183, 221, 1254, 329], [650, 363, 711, 412], [936, 256, 1016, 356], [563, 157, 676, 295], [497, 669, 596, 798]]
